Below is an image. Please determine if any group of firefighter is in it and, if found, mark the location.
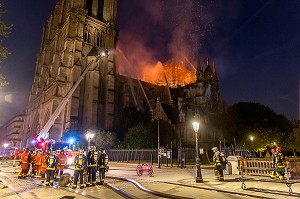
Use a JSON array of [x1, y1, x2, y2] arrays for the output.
[[17, 145, 108, 188], [211, 146, 286, 181]]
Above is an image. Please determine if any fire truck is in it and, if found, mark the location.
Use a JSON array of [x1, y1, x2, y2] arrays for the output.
[[32, 54, 100, 155]]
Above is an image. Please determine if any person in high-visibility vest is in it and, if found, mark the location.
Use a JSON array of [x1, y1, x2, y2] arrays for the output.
[[45, 151, 58, 186], [55, 149, 67, 178], [86, 146, 98, 186], [25, 150, 33, 176], [97, 148, 108, 185], [212, 147, 225, 181], [275, 146, 285, 180], [40, 151, 48, 183], [18, 148, 29, 178], [13, 148, 20, 167], [72, 150, 87, 189], [30, 150, 37, 176], [34, 150, 42, 176]]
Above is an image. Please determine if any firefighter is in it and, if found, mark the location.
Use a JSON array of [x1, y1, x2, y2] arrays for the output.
[[25, 150, 33, 176], [45, 151, 58, 186], [55, 149, 67, 179], [40, 150, 48, 183], [34, 150, 42, 176], [72, 150, 87, 189], [18, 148, 29, 179], [97, 148, 108, 185], [13, 148, 20, 167], [86, 146, 98, 186], [30, 150, 37, 176], [212, 147, 225, 181], [275, 146, 285, 180], [270, 148, 276, 178]]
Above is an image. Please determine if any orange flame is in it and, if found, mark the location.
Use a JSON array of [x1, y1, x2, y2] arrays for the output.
[[142, 59, 196, 88]]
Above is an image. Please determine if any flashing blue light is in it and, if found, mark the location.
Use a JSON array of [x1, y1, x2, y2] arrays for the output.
[[68, 138, 75, 144], [31, 140, 36, 144]]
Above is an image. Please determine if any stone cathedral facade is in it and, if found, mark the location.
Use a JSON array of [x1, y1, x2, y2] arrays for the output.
[[22, 0, 118, 144], [22, 0, 222, 149]]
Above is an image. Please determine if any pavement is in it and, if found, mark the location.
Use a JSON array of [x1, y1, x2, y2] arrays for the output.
[[1, 160, 300, 199], [107, 162, 300, 199]]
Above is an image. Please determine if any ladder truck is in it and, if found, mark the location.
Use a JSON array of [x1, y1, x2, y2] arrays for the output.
[[33, 55, 101, 152]]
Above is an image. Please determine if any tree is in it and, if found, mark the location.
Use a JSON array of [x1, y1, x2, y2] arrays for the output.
[[93, 129, 117, 149], [123, 123, 155, 148], [113, 106, 148, 141], [226, 102, 294, 151], [0, 4, 12, 89]]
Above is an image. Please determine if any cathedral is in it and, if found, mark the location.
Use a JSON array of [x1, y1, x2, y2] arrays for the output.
[[22, 0, 222, 150]]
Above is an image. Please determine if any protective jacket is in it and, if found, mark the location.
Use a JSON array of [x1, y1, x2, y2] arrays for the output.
[[87, 150, 98, 167], [46, 154, 58, 170], [20, 151, 29, 169], [75, 154, 87, 170], [98, 152, 108, 169], [57, 153, 67, 170]]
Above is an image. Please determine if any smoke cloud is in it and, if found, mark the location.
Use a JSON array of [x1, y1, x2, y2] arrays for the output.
[[117, 0, 214, 82]]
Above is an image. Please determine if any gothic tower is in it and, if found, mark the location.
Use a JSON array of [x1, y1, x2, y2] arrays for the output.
[[23, 0, 118, 144]]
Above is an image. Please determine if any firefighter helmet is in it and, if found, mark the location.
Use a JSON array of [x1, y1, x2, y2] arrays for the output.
[[89, 146, 96, 151], [100, 148, 106, 154], [276, 146, 282, 152], [79, 149, 85, 155], [211, 147, 218, 152]]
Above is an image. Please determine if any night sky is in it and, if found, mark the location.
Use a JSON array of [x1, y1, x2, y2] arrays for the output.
[[0, 0, 299, 126]]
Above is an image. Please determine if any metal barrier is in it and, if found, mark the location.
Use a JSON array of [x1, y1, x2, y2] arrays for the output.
[[107, 149, 157, 163], [239, 159, 274, 176], [238, 165, 296, 195]]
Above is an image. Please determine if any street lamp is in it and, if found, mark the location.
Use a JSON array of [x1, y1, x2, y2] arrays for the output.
[[192, 121, 203, 183], [250, 136, 255, 157], [85, 132, 95, 150], [4, 143, 9, 149]]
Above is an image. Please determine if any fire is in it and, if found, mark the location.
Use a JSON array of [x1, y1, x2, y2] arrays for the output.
[[142, 58, 197, 88]]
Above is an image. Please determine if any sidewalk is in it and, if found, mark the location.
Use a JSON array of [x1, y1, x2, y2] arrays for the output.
[[107, 162, 300, 199]]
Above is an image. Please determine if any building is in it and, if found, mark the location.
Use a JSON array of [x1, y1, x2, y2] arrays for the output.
[[0, 114, 24, 150], [22, 0, 222, 150], [22, 0, 118, 146], [116, 57, 221, 149]]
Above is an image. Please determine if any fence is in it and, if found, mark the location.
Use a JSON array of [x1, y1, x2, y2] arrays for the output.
[[107, 149, 158, 163], [106, 146, 251, 166], [106, 148, 207, 167], [220, 145, 251, 158], [239, 159, 274, 176]]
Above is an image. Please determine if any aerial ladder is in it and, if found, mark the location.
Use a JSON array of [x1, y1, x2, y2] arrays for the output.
[[34, 54, 102, 151]]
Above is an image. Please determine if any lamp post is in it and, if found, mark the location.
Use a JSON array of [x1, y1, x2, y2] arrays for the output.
[[250, 136, 255, 157], [85, 132, 95, 150], [192, 121, 203, 183]]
